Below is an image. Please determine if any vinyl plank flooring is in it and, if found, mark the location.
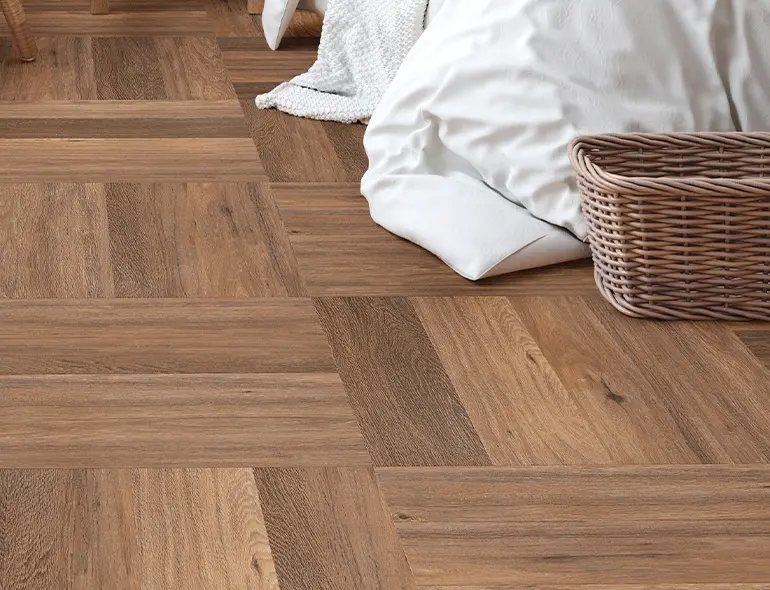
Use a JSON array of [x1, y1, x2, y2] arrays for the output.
[[414, 297, 615, 465], [376, 466, 770, 587], [0, 184, 114, 299], [0, 138, 262, 182], [0, 37, 97, 100], [514, 296, 770, 464], [0, 299, 335, 374], [314, 297, 490, 466], [0, 469, 276, 589], [272, 184, 597, 295], [0, 100, 249, 138], [738, 331, 770, 369], [205, 0, 261, 37], [0, 11, 213, 36], [155, 37, 237, 100], [242, 102, 359, 182], [0, 373, 369, 468], [254, 467, 416, 590], [93, 37, 169, 100], [105, 183, 305, 297]]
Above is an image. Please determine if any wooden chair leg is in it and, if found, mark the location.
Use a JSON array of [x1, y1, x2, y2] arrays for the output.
[[0, 0, 37, 62], [91, 0, 109, 15]]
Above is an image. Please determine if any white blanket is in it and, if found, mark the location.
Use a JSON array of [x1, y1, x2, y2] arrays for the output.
[[255, 0, 428, 123], [362, 0, 740, 280]]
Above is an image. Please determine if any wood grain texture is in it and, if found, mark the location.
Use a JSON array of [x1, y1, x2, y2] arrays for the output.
[[105, 183, 305, 297], [0, 183, 114, 298], [0, 373, 369, 468], [0, 100, 249, 138], [272, 184, 597, 295], [376, 466, 770, 587], [514, 296, 770, 464], [207, 0, 260, 37], [314, 297, 490, 466], [738, 331, 770, 369], [0, 469, 276, 589], [0, 299, 335, 374], [0, 11, 213, 36], [0, 138, 263, 182], [254, 467, 416, 590], [414, 297, 615, 465]]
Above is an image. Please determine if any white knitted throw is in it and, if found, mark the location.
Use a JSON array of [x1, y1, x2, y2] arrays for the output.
[[255, 0, 428, 123]]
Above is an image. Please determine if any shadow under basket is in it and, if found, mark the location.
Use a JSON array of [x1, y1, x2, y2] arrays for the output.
[[569, 132, 770, 321]]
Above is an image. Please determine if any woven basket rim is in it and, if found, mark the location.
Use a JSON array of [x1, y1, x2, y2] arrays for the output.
[[569, 132, 770, 197]]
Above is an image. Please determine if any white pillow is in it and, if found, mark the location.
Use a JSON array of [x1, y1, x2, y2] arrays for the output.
[[262, 0, 327, 50], [362, 0, 736, 279]]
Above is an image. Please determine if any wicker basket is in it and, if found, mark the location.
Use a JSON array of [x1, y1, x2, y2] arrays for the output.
[[569, 132, 770, 321]]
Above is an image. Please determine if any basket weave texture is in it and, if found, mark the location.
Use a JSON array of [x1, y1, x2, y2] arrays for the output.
[[569, 132, 770, 321]]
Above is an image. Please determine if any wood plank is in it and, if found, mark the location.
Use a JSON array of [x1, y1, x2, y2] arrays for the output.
[[0, 183, 114, 298], [218, 35, 317, 87], [0, 37, 97, 100], [738, 331, 770, 369], [105, 183, 305, 297], [314, 297, 490, 466], [0, 12, 213, 36], [254, 467, 416, 590], [242, 101, 357, 182], [93, 37, 168, 100], [272, 184, 597, 296], [0, 299, 335, 374], [155, 37, 237, 100], [376, 466, 770, 587], [514, 296, 770, 464], [0, 469, 277, 589], [0, 138, 263, 182], [206, 0, 261, 37], [0, 100, 249, 138], [0, 373, 369, 468], [420, 587, 770, 590], [414, 297, 615, 465]]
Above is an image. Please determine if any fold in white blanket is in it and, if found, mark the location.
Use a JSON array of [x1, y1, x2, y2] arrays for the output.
[[362, 0, 769, 280], [255, 0, 428, 123]]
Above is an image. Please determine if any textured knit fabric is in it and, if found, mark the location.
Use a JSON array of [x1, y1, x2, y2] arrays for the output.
[[255, 0, 428, 123]]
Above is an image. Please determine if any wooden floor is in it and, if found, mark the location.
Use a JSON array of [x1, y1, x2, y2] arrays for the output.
[[1, 1, 770, 588]]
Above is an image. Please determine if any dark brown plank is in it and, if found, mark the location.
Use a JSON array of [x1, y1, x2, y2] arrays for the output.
[[0, 183, 114, 298], [515, 296, 770, 463], [0, 373, 369, 468], [0, 299, 335, 374], [0, 100, 249, 138], [93, 37, 168, 100], [377, 466, 770, 587], [0, 37, 98, 100], [0, 11, 213, 36], [106, 183, 305, 297], [314, 297, 490, 466], [414, 297, 615, 465], [254, 467, 416, 590], [0, 469, 276, 589], [272, 184, 597, 296]]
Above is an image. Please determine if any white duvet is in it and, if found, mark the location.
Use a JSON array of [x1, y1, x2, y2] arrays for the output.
[[362, 0, 769, 280]]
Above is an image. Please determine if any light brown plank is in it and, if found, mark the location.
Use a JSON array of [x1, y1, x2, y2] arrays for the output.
[[0, 183, 114, 298], [0, 469, 276, 589], [272, 184, 596, 296], [207, 0, 261, 37], [738, 331, 770, 369], [414, 297, 615, 465], [106, 183, 305, 297], [93, 37, 168, 100], [0, 138, 263, 182], [314, 297, 490, 466], [420, 587, 770, 590], [377, 466, 770, 587], [155, 36, 238, 100], [254, 467, 416, 590], [0, 299, 335, 374], [0, 373, 369, 468], [515, 296, 770, 463]]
